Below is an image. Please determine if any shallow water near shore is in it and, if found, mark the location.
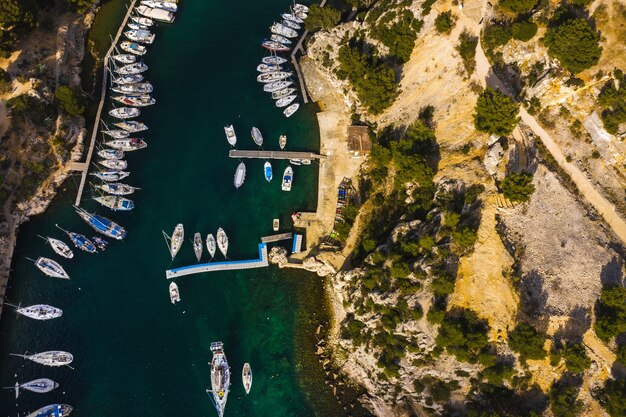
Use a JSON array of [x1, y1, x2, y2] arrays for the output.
[[0, 1, 367, 416]]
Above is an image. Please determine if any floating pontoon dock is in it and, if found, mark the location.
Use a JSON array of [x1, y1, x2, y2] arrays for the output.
[[229, 150, 323, 160], [260, 232, 292, 243]]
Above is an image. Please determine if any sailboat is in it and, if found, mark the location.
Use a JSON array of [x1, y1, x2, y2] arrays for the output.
[[216, 227, 228, 258], [283, 103, 299, 117], [164, 223, 184, 260], [264, 161, 272, 182], [91, 170, 131, 182], [97, 148, 125, 160], [207, 341, 230, 417], [282, 166, 293, 191], [25, 404, 73, 417], [279, 134, 287, 149], [95, 182, 139, 196], [74, 206, 127, 240], [5, 378, 59, 399], [193, 232, 203, 262], [33, 257, 70, 278], [169, 282, 180, 304], [112, 53, 136, 64], [242, 363, 252, 394], [38, 235, 73, 259], [102, 129, 129, 139], [114, 120, 148, 132], [109, 106, 140, 119], [206, 234, 216, 259], [115, 62, 148, 75], [7, 303, 63, 320], [234, 162, 246, 189], [262, 55, 287, 65], [224, 125, 237, 146], [55, 224, 97, 253], [104, 138, 147, 151], [263, 80, 292, 92], [98, 159, 128, 170], [112, 74, 144, 85], [94, 195, 135, 211], [272, 88, 296, 100], [10, 351, 73, 367], [282, 19, 301, 30], [251, 127, 263, 146]]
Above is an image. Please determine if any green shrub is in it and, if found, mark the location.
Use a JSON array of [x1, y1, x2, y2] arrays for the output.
[[369, 9, 422, 63], [594, 285, 626, 342], [597, 76, 626, 135], [305, 5, 342, 32], [508, 322, 546, 360], [561, 343, 591, 373], [499, 0, 537, 14], [501, 171, 535, 202], [457, 31, 478, 76], [6, 94, 32, 113], [341, 315, 368, 345], [512, 20, 538, 41], [482, 23, 512, 51], [616, 343, 626, 365], [421, 0, 437, 15], [474, 88, 520, 136], [436, 308, 491, 363], [434, 11, 454, 34], [452, 227, 478, 251], [549, 379, 583, 417], [598, 378, 626, 417], [66, 0, 98, 14], [54, 85, 85, 116], [432, 274, 456, 297], [481, 362, 515, 385], [545, 18, 602, 74], [390, 261, 411, 279]]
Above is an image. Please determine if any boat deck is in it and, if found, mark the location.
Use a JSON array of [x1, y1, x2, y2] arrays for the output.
[[229, 150, 323, 160], [166, 243, 268, 278]]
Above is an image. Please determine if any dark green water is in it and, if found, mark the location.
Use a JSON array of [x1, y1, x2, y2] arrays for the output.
[[0, 1, 360, 416]]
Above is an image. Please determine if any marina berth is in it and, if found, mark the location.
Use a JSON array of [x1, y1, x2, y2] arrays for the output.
[[74, 206, 127, 240], [11, 351, 74, 367], [281, 166, 293, 191], [102, 129, 129, 139], [263, 80, 292, 92], [25, 404, 73, 417], [114, 120, 148, 132], [39, 236, 74, 258], [224, 125, 237, 146], [98, 159, 128, 170], [234, 162, 246, 188], [140, 0, 178, 13], [262, 40, 290, 52], [10, 304, 63, 320], [119, 40, 147, 56], [261, 55, 287, 65], [251, 126, 263, 146], [9, 378, 59, 399], [97, 149, 125, 160], [272, 87, 296, 99], [91, 170, 131, 182], [104, 138, 147, 151], [131, 15, 154, 26], [96, 182, 139, 196], [270, 22, 298, 38], [256, 71, 292, 83], [283, 103, 299, 117], [270, 33, 292, 45], [112, 74, 144, 85], [193, 232, 203, 261], [275, 94, 297, 108], [34, 257, 70, 279], [124, 29, 156, 44], [94, 195, 135, 211], [109, 106, 141, 119], [112, 82, 153, 94], [112, 95, 156, 107], [207, 341, 230, 417], [169, 282, 180, 304], [115, 62, 148, 75], [135, 5, 175, 23], [112, 53, 136, 64]]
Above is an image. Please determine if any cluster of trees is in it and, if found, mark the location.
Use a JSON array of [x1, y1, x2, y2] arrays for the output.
[[593, 284, 626, 342], [474, 88, 520, 136], [499, 0, 537, 14], [304, 5, 341, 32], [435, 308, 496, 365], [508, 322, 547, 361], [434, 11, 454, 34], [599, 377, 626, 417], [501, 171, 535, 202], [368, 9, 423, 64], [597, 70, 626, 135], [457, 31, 478, 77]]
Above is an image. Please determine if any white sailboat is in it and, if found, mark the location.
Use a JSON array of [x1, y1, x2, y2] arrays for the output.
[[164, 223, 184, 260], [207, 342, 230, 417], [38, 236, 73, 259], [7, 303, 63, 320], [25, 404, 73, 417], [279, 134, 287, 149], [193, 232, 203, 262], [206, 234, 216, 259], [10, 351, 73, 367], [5, 378, 59, 399], [216, 227, 228, 258], [33, 257, 70, 279]]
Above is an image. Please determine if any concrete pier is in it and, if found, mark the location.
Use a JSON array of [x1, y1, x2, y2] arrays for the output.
[[261, 232, 293, 243], [229, 150, 324, 160]]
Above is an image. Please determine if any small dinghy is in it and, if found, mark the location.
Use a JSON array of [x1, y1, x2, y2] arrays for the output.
[[94, 195, 135, 211], [257, 63, 282, 73], [56, 225, 97, 253], [114, 120, 148, 132], [33, 257, 70, 279], [262, 55, 287, 65], [279, 134, 287, 149], [96, 182, 139, 196], [169, 282, 180, 304], [112, 53, 136, 64], [251, 127, 263, 146], [91, 170, 131, 182], [257, 71, 292, 83], [282, 166, 293, 191], [264, 80, 293, 92], [262, 40, 290, 52], [301, 159, 312, 165], [193, 232, 203, 261], [120, 40, 147, 56], [234, 162, 246, 189], [24, 404, 73, 417], [224, 125, 236, 146], [289, 159, 301, 165], [6, 378, 59, 399], [112, 82, 153, 94], [264, 161, 272, 182], [104, 138, 147, 151], [270, 33, 292, 45], [7, 303, 63, 320], [164, 223, 184, 260], [216, 227, 228, 258], [102, 129, 130, 139], [97, 149, 125, 160], [109, 107, 140, 119], [242, 363, 252, 394], [273, 218, 279, 231], [38, 236, 73, 259], [115, 62, 148, 75], [206, 234, 216, 259], [92, 236, 108, 251], [98, 159, 128, 170], [10, 351, 73, 367], [112, 95, 156, 107], [275, 94, 297, 108], [112, 74, 144, 85], [131, 16, 154, 27], [283, 103, 300, 118], [272, 88, 296, 100]]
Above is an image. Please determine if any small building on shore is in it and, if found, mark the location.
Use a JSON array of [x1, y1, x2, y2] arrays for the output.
[[347, 125, 371, 157]]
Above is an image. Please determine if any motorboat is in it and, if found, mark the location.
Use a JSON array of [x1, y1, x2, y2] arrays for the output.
[[135, 5, 175, 23], [193, 232, 203, 261], [264, 161, 272, 182], [92, 236, 108, 251], [102, 129, 130, 139], [273, 218, 279, 231], [270, 33, 292, 45], [279, 134, 287, 149], [257, 63, 282, 73], [264, 80, 293, 92], [115, 62, 148, 75], [270, 22, 298, 38], [112, 95, 156, 107], [169, 282, 180, 304], [282, 12, 304, 24], [127, 22, 149, 31], [284, 103, 300, 117], [25, 404, 73, 417], [8, 303, 62, 320], [224, 125, 236, 146], [282, 166, 293, 191], [294, 3, 309, 13], [251, 127, 263, 146], [262, 40, 290, 52], [91, 170, 131, 182], [141, 0, 178, 13], [34, 257, 69, 278], [39, 236, 73, 259], [216, 227, 228, 257], [282, 19, 301, 30], [167, 223, 184, 260], [10, 351, 74, 367], [234, 162, 246, 189], [7, 378, 59, 399], [97, 148, 125, 160], [124, 29, 155, 44], [275, 94, 297, 108], [104, 138, 147, 151], [94, 195, 135, 211], [74, 205, 127, 240], [257, 71, 292, 83], [112, 74, 144, 85], [112, 82, 153, 94], [242, 363, 252, 394], [207, 341, 230, 417], [262, 55, 287, 65], [56, 224, 97, 253], [109, 107, 140, 119], [131, 16, 154, 26], [114, 120, 148, 132], [272, 88, 296, 100], [112, 53, 136, 64], [96, 182, 139, 196], [119, 41, 147, 56], [206, 234, 216, 259], [98, 159, 127, 170], [289, 159, 302, 165]]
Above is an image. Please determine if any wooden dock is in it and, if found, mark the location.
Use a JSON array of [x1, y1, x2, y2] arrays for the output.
[[166, 243, 269, 279], [229, 150, 324, 160], [261, 232, 292, 243], [74, 0, 138, 206]]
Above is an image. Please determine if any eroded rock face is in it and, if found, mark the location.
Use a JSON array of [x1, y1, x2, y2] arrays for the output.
[[269, 247, 337, 277]]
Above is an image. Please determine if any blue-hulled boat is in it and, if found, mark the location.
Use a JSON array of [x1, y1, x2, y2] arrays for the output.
[[55, 224, 97, 253], [264, 161, 272, 182], [25, 404, 73, 417], [74, 206, 127, 240]]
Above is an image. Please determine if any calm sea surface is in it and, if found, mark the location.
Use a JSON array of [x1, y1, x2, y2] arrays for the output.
[[0, 1, 366, 416]]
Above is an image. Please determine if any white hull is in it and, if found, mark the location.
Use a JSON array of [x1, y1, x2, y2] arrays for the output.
[[46, 237, 74, 259], [35, 257, 69, 279], [282, 166, 293, 191], [169, 224, 184, 259], [208, 342, 230, 417], [224, 125, 236, 146], [206, 234, 216, 258], [216, 227, 228, 257], [242, 363, 252, 394], [234, 162, 246, 189], [251, 127, 263, 146], [14, 304, 63, 320], [169, 282, 180, 304], [193, 232, 203, 262]]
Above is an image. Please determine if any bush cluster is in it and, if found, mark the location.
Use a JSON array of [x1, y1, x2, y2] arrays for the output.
[[598, 378, 626, 417], [435, 308, 493, 363], [474, 88, 520, 136], [499, 0, 537, 14], [597, 73, 626, 135], [508, 322, 547, 360], [545, 17, 602, 74], [305, 5, 342, 32], [501, 171, 535, 202], [512, 20, 538, 42], [54, 85, 85, 116], [434, 11, 454, 34], [369, 9, 423, 63], [457, 31, 478, 76], [593, 285, 626, 342]]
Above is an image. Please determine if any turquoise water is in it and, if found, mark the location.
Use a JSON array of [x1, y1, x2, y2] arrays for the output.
[[0, 1, 368, 416]]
